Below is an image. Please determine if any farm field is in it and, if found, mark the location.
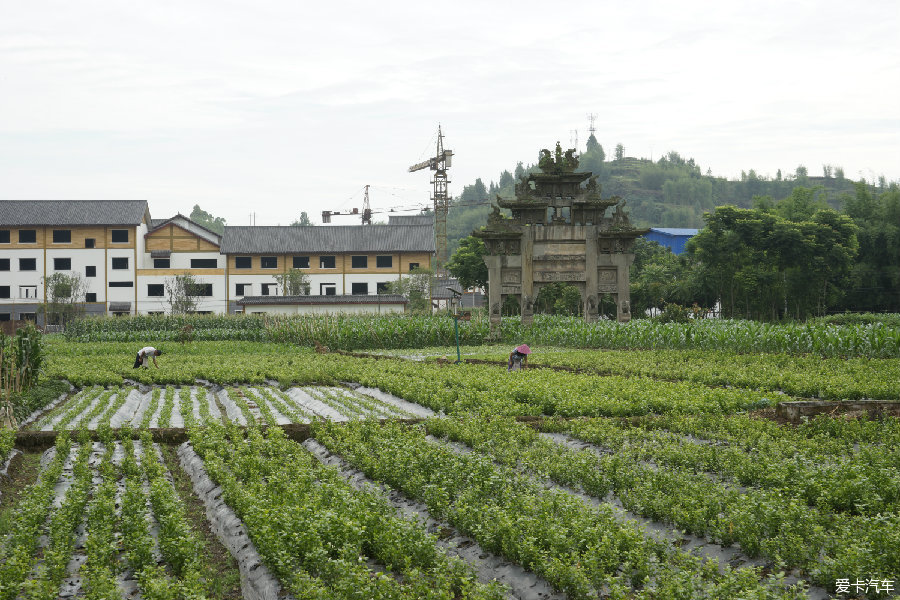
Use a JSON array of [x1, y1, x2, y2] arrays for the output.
[[1, 332, 898, 599]]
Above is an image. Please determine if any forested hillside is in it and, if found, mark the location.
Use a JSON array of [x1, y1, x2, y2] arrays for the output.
[[447, 134, 876, 254]]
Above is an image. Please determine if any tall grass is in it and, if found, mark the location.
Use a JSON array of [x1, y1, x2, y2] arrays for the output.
[[62, 313, 900, 358]]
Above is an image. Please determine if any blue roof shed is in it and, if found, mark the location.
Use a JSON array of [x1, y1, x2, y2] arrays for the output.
[[644, 228, 699, 255]]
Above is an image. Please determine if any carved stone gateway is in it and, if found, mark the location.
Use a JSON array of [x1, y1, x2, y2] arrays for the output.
[[474, 143, 648, 334]]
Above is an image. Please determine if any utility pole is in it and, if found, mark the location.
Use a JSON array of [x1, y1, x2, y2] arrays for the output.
[[587, 113, 597, 137]]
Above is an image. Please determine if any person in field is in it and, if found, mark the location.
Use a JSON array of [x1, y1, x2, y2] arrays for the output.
[[133, 346, 162, 369], [508, 344, 531, 371]]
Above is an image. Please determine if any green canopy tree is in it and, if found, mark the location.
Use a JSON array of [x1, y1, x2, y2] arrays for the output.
[[446, 236, 488, 291], [189, 205, 226, 234]]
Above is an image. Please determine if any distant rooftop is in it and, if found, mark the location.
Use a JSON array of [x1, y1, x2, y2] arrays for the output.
[[649, 228, 700, 236], [0, 200, 150, 226], [221, 224, 435, 254]]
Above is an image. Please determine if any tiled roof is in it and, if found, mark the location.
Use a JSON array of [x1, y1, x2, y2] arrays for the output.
[[431, 277, 463, 299], [147, 214, 222, 246], [388, 214, 434, 226], [221, 225, 435, 254], [237, 294, 408, 305], [0, 200, 150, 226]]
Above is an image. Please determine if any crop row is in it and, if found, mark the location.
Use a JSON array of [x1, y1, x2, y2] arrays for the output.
[[28, 383, 421, 431], [423, 416, 900, 597], [460, 347, 900, 401], [62, 313, 900, 358], [188, 420, 505, 599], [0, 428, 212, 598], [311, 419, 809, 599], [41, 344, 780, 417]]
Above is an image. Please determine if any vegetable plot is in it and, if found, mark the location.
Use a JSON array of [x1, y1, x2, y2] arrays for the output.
[[0, 428, 214, 599], [28, 384, 424, 431]]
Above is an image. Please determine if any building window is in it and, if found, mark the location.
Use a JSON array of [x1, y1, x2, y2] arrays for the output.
[[320, 283, 336, 295], [191, 258, 218, 268], [54, 258, 71, 271], [0, 258, 8, 271], [0, 287, 9, 299], [351, 282, 368, 295], [261, 283, 276, 296], [111, 229, 129, 243], [408, 262, 420, 272], [19, 313, 36, 322], [351, 255, 368, 269], [235, 283, 250, 296], [376, 282, 390, 294], [85, 293, 97, 302], [293, 256, 309, 269], [19, 258, 36, 271], [111, 257, 129, 270], [260, 256, 277, 269], [188, 283, 213, 297], [85, 238, 95, 248], [85, 265, 96, 277], [0, 230, 9, 243], [0, 313, 9, 321], [235, 256, 252, 269], [20, 286, 37, 299], [153, 258, 170, 268], [319, 255, 336, 269], [376, 255, 393, 268], [147, 311, 164, 315], [109, 281, 134, 288], [147, 284, 165, 297], [19, 230, 37, 243], [52, 230, 71, 243]]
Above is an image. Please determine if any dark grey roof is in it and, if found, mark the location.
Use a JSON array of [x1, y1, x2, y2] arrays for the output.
[[150, 250, 172, 258], [0, 200, 150, 226], [221, 225, 435, 254], [108, 302, 132, 311], [431, 277, 462, 299], [147, 214, 222, 244], [388, 214, 434, 226], [238, 294, 408, 305]]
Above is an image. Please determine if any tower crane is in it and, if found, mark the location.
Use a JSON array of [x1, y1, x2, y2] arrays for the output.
[[322, 185, 374, 225], [409, 126, 452, 273]]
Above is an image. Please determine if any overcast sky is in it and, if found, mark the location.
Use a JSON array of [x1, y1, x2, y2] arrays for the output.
[[2, 0, 898, 226]]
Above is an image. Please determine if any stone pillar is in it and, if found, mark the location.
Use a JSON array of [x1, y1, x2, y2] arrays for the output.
[[584, 227, 599, 322], [520, 229, 534, 326], [616, 263, 631, 323], [484, 254, 503, 339]]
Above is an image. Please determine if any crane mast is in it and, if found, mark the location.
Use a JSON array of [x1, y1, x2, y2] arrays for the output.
[[409, 126, 452, 274]]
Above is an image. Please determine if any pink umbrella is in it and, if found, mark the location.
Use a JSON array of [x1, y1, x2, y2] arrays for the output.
[[515, 344, 532, 355]]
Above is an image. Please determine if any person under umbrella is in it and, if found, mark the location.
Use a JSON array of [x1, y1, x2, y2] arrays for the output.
[[508, 344, 531, 371]]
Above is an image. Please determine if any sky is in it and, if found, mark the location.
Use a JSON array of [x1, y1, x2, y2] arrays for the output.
[[1, 0, 898, 226]]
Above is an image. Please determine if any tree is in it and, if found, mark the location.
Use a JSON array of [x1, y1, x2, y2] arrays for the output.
[[446, 236, 488, 290], [274, 270, 310, 295], [190, 205, 227, 234], [165, 274, 201, 315], [614, 144, 625, 161], [290, 212, 313, 226], [534, 283, 581, 316], [39, 272, 88, 327], [514, 162, 526, 182], [385, 268, 433, 314]]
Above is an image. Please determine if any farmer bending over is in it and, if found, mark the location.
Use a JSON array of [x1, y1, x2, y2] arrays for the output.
[[508, 344, 531, 371], [134, 346, 162, 369]]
